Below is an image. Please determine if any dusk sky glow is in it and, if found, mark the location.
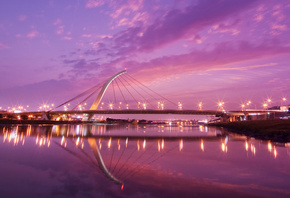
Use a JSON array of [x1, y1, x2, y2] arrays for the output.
[[1, 0, 290, 111]]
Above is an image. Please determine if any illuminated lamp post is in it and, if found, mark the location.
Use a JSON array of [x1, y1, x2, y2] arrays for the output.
[[263, 103, 268, 110], [241, 104, 245, 111], [198, 102, 202, 110]]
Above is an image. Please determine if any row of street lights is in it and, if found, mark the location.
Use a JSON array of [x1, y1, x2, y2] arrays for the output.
[[29, 97, 290, 112], [2, 97, 287, 112]]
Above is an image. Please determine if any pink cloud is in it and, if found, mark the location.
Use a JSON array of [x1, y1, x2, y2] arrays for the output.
[[254, 14, 264, 22], [53, 19, 65, 35], [85, 0, 105, 8], [26, 30, 38, 38], [64, 39, 290, 85], [53, 18, 62, 26], [116, 12, 149, 28], [271, 24, 287, 31], [18, 15, 27, 21], [82, 34, 92, 38], [108, 0, 259, 56], [0, 42, 9, 49], [122, 40, 290, 82], [211, 20, 241, 35], [63, 36, 72, 40], [56, 26, 64, 35], [272, 7, 286, 21], [110, 0, 143, 19]]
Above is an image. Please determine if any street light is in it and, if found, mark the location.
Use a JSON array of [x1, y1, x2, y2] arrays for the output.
[[161, 103, 165, 110], [178, 102, 182, 110], [109, 103, 113, 110], [198, 102, 202, 110], [217, 101, 224, 111], [241, 104, 245, 111]]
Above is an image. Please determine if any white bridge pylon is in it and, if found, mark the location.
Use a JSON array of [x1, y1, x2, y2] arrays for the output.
[[90, 70, 127, 110]]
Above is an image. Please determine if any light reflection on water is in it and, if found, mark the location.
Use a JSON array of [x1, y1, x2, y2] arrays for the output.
[[0, 124, 290, 198]]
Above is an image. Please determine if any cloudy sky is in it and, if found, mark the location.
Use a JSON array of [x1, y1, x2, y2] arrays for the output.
[[0, 0, 290, 111]]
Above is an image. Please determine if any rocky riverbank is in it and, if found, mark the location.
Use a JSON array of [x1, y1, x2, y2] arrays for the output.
[[209, 119, 290, 143]]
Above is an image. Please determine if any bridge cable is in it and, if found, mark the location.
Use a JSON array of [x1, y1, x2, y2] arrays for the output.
[[71, 86, 102, 110], [112, 81, 117, 106], [109, 145, 116, 170], [112, 145, 138, 178], [111, 144, 126, 174], [117, 141, 153, 179], [122, 143, 179, 182], [54, 141, 100, 173], [115, 78, 139, 107], [114, 78, 128, 106], [70, 139, 102, 171], [126, 73, 177, 107], [53, 80, 106, 110], [117, 140, 155, 179], [123, 74, 159, 103], [54, 83, 103, 110], [120, 75, 155, 109]]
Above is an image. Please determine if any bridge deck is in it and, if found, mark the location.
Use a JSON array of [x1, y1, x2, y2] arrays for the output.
[[1, 109, 281, 117]]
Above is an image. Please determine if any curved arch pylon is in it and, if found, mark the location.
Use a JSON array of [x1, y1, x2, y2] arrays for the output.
[[90, 69, 127, 110]]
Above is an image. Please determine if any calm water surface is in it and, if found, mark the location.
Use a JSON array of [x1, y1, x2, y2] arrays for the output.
[[0, 124, 289, 198]]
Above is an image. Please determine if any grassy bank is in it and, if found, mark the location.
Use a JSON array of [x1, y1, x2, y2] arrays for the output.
[[210, 119, 290, 143]]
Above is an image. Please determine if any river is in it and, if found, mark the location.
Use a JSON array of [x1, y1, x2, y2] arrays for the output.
[[0, 123, 289, 198]]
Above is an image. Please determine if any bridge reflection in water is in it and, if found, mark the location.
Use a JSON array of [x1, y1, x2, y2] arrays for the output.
[[1, 124, 287, 190]]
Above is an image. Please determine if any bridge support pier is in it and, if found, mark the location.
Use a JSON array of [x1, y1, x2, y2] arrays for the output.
[[41, 112, 49, 120]]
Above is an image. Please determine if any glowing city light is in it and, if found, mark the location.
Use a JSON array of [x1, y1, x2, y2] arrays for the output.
[[198, 102, 203, 110], [250, 144, 256, 155], [143, 139, 146, 149], [109, 103, 113, 110], [126, 138, 128, 148], [137, 140, 140, 151], [160, 103, 164, 110], [217, 101, 225, 111], [267, 142, 272, 152], [178, 102, 182, 110], [241, 104, 245, 111], [179, 139, 183, 151], [245, 141, 249, 151], [200, 140, 204, 151], [221, 142, 227, 152], [108, 138, 112, 148], [273, 148, 277, 158]]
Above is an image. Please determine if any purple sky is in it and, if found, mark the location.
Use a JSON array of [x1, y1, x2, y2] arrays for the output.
[[0, 0, 290, 111]]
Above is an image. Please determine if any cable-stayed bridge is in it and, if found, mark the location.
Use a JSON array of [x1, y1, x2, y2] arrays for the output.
[[1, 69, 286, 121]]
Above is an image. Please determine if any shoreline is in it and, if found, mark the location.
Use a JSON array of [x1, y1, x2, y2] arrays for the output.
[[0, 119, 96, 125], [209, 119, 290, 143]]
